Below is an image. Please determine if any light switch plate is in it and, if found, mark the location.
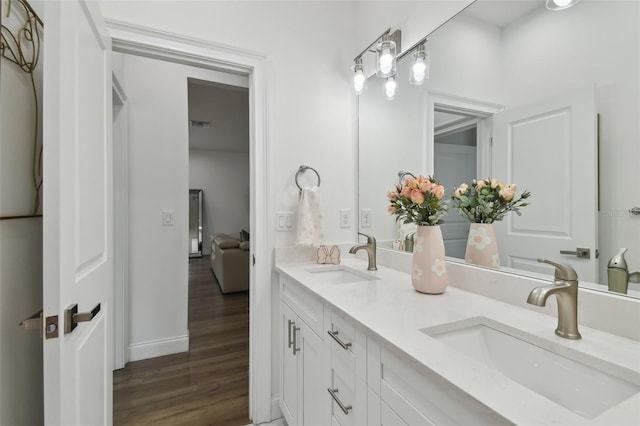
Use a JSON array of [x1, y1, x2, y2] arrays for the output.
[[162, 210, 174, 226], [340, 209, 351, 228], [361, 209, 372, 228], [276, 212, 294, 231]]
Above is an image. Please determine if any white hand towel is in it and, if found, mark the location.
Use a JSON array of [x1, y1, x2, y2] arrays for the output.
[[296, 186, 324, 247]]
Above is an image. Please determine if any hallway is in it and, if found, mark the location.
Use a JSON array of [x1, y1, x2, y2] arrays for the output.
[[113, 256, 250, 425]]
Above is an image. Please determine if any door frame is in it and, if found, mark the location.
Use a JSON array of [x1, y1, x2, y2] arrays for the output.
[[425, 91, 503, 177], [112, 74, 129, 370], [106, 20, 273, 423]]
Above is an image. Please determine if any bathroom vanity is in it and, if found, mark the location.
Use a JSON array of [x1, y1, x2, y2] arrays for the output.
[[275, 257, 640, 425]]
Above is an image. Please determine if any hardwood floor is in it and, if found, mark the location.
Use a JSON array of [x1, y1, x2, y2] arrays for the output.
[[113, 256, 250, 425]]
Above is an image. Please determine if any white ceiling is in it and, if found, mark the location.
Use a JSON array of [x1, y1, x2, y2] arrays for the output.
[[462, 0, 543, 28], [188, 78, 249, 153]]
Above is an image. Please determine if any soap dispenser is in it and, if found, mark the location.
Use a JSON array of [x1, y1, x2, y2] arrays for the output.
[[608, 248, 629, 294]]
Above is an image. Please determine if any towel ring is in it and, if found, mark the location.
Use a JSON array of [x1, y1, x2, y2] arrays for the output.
[[295, 165, 321, 190], [398, 170, 416, 185]]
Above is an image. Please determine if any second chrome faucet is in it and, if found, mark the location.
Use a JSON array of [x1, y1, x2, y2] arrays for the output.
[[527, 258, 581, 339], [349, 233, 377, 271]]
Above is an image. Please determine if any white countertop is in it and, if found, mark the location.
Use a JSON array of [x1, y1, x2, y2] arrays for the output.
[[275, 257, 640, 425]]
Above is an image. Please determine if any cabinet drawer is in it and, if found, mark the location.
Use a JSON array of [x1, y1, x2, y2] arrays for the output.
[[380, 347, 509, 425], [330, 374, 367, 426], [328, 310, 366, 381], [280, 275, 324, 337]]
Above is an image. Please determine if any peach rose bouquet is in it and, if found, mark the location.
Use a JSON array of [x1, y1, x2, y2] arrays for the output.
[[450, 178, 531, 223], [387, 175, 447, 226]]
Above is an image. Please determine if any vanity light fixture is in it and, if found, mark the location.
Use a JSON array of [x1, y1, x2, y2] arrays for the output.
[[545, 0, 581, 10], [351, 28, 401, 96], [352, 57, 367, 95], [384, 76, 397, 101]]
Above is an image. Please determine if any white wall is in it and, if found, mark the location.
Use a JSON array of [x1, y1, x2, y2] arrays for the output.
[[189, 149, 250, 254], [0, 3, 44, 424], [99, 0, 360, 401]]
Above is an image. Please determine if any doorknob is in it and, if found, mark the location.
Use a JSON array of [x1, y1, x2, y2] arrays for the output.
[[19, 310, 59, 339], [64, 303, 101, 334], [560, 247, 591, 259]]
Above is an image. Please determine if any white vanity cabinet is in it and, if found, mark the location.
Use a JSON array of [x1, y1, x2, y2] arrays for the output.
[[279, 276, 331, 426]]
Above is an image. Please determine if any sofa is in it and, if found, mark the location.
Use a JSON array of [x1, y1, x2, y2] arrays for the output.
[[210, 232, 250, 293]]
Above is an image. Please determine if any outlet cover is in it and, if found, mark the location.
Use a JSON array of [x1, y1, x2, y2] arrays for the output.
[[340, 209, 351, 229]]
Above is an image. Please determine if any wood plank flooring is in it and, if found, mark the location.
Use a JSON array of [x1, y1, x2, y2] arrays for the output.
[[113, 256, 250, 425]]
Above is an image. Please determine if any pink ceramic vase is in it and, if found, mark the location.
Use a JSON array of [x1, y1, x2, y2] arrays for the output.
[[464, 223, 500, 268], [411, 225, 447, 294]]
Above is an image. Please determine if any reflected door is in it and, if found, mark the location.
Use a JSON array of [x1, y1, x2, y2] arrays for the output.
[[492, 86, 598, 281]]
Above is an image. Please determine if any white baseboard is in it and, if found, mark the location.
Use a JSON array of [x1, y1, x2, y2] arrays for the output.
[[128, 334, 189, 362], [270, 394, 283, 422]]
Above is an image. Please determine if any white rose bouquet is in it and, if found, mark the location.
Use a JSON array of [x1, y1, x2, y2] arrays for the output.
[[450, 178, 531, 224]]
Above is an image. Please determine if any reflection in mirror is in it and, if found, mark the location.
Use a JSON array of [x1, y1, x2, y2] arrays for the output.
[[358, 0, 640, 298], [189, 189, 203, 258]]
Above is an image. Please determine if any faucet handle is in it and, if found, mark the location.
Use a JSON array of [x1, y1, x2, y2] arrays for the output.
[[358, 233, 376, 244], [538, 258, 578, 281]]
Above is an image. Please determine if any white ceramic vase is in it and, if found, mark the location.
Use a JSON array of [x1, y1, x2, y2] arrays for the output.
[[464, 223, 500, 268], [411, 225, 447, 294]]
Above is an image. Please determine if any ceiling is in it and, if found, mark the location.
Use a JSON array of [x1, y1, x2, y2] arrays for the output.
[[188, 78, 249, 153], [462, 0, 543, 28]]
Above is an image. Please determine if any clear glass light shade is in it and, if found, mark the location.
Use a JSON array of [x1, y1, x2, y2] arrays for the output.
[[376, 38, 397, 78], [545, 0, 581, 10], [383, 76, 397, 101], [409, 47, 430, 85], [352, 59, 367, 95]]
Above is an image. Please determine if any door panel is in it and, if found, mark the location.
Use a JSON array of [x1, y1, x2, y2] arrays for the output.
[[492, 87, 598, 281], [43, 0, 113, 423]]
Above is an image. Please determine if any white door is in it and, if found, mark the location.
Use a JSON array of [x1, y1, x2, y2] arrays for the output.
[[492, 87, 598, 281], [42, 1, 113, 424]]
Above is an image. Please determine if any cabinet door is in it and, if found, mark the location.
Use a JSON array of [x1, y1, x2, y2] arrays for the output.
[[301, 320, 331, 426], [281, 303, 300, 425]]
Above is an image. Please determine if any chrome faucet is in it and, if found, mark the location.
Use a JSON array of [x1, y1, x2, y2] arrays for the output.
[[527, 258, 581, 340], [349, 233, 377, 271]]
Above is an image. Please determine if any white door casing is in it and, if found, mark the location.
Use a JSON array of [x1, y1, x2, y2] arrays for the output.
[[42, 0, 113, 424], [105, 21, 271, 422], [492, 86, 598, 281]]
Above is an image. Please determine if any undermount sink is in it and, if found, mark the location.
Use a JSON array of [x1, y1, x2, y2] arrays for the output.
[[421, 317, 640, 418], [305, 265, 379, 284]]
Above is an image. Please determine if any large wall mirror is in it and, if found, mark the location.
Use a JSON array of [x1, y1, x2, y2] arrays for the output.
[[358, 0, 640, 298], [189, 189, 203, 258]]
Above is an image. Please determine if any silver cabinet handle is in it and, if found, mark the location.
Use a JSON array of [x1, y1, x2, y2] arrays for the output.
[[328, 330, 352, 350], [287, 319, 294, 348], [327, 388, 352, 415], [64, 303, 101, 334], [292, 324, 300, 355], [559, 248, 590, 259], [630, 207, 640, 216]]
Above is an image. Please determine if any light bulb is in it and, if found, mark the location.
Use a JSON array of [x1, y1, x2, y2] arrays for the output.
[[379, 51, 393, 75], [384, 77, 397, 101], [353, 71, 366, 94], [352, 57, 367, 95], [376, 38, 396, 77], [552, 0, 572, 6], [409, 48, 429, 85]]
